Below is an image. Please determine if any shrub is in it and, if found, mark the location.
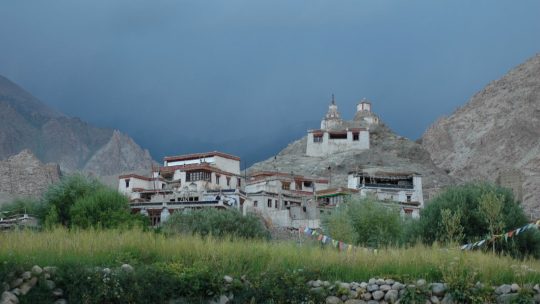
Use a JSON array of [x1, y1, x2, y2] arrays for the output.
[[163, 208, 270, 240], [42, 174, 103, 227], [419, 183, 540, 258], [70, 188, 146, 229], [322, 197, 406, 248]]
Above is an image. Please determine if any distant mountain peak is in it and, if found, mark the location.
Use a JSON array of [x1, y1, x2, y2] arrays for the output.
[[0, 74, 155, 179]]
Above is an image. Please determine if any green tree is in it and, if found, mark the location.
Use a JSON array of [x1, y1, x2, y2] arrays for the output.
[[478, 191, 505, 253], [439, 208, 464, 245], [322, 197, 404, 248], [42, 174, 103, 227], [419, 183, 540, 258], [70, 188, 144, 229]]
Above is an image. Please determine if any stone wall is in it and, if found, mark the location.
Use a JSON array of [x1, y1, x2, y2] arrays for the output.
[[0, 150, 61, 198]]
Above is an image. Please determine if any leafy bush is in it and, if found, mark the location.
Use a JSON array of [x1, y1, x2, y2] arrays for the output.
[[0, 174, 144, 230], [70, 187, 146, 229], [163, 208, 270, 240], [419, 183, 540, 258], [43, 174, 103, 227], [322, 197, 407, 248]]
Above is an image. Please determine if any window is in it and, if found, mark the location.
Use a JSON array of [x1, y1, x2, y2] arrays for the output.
[[162, 184, 166, 189], [216, 175, 220, 185], [406, 195, 412, 202], [303, 181, 313, 188], [329, 132, 347, 139], [282, 182, 290, 190], [313, 135, 323, 143], [125, 179, 130, 188], [254, 201, 258, 207], [237, 178, 241, 187], [275, 200, 278, 209], [267, 199, 272, 208], [404, 208, 413, 216], [226, 177, 231, 186], [302, 206, 307, 212], [186, 171, 211, 182], [353, 132, 359, 141]]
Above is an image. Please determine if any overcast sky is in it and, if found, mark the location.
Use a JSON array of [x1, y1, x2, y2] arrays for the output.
[[1, 1, 540, 166]]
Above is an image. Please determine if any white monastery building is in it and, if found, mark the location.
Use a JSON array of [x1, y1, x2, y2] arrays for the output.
[[347, 168, 424, 218], [306, 96, 379, 157], [243, 171, 329, 228], [119, 151, 247, 226]]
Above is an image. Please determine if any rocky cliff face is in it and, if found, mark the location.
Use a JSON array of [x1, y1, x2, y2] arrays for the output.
[[0, 149, 61, 198], [249, 122, 457, 201], [422, 54, 540, 217], [0, 75, 155, 177]]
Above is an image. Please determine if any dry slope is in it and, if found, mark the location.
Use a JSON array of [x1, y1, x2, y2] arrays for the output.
[[422, 53, 540, 217]]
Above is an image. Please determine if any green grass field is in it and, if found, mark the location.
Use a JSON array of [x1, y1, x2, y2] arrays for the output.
[[1, 228, 539, 284]]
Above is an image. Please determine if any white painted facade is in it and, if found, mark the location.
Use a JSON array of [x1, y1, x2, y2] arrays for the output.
[[306, 129, 370, 157], [244, 172, 329, 228], [306, 97, 378, 157], [347, 171, 424, 218], [118, 151, 246, 226]]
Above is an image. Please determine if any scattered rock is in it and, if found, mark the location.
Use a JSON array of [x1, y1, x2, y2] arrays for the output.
[[43, 266, 57, 275], [372, 290, 384, 301], [380, 284, 391, 292], [52, 288, 64, 297], [53, 300, 67, 304], [339, 282, 351, 290], [31, 265, 43, 276], [1, 291, 18, 304], [431, 295, 440, 304], [20, 272, 31, 281], [18, 283, 31, 296], [223, 276, 233, 284], [326, 296, 342, 304], [495, 284, 512, 295], [510, 283, 520, 292], [431, 283, 446, 297], [362, 292, 372, 301], [218, 294, 228, 304], [344, 300, 366, 304], [416, 279, 427, 287], [384, 290, 399, 303], [121, 264, 134, 272], [367, 284, 379, 292]]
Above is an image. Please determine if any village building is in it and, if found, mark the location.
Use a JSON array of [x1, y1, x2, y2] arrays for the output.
[[244, 171, 329, 228], [347, 169, 424, 218], [306, 97, 379, 157], [315, 187, 359, 209], [118, 151, 247, 226]]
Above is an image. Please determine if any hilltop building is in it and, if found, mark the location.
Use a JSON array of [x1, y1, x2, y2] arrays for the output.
[[347, 168, 424, 218], [244, 171, 329, 228], [118, 151, 247, 226], [306, 96, 379, 157]]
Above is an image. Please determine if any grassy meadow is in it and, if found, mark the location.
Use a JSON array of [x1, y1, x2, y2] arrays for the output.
[[1, 228, 539, 285]]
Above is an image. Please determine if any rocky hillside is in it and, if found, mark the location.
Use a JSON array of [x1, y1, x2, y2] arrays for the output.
[[249, 122, 457, 202], [0, 75, 154, 177], [422, 54, 540, 217], [0, 150, 61, 199]]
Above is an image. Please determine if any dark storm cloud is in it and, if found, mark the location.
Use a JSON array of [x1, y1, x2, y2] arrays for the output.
[[1, 0, 540, 166]]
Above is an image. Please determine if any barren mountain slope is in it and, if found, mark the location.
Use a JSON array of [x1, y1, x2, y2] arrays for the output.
[[0, 75, 154, 177], [422, 54, 540, 216]]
